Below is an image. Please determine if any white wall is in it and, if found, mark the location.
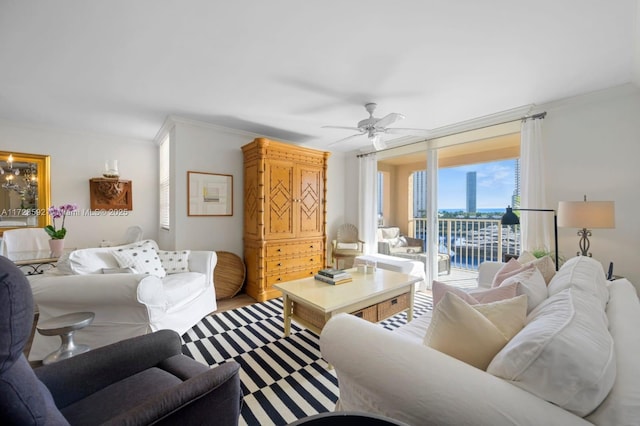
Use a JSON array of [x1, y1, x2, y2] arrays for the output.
[[158, 119, 250, 255], [544, 85, 640, 286], [0, 117, 349, 261], [156, 118, 349, 261], [0, 120, 158, 248]]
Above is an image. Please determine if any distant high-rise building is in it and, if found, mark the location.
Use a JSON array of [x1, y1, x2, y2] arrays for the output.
[[413, 170, 427, 217], [466, 171, 477, 213], [512, 159, 521, 208]]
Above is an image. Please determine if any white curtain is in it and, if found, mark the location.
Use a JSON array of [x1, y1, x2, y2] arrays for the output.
[[358, 153, 378, 255], [520, 117, 552, 251]]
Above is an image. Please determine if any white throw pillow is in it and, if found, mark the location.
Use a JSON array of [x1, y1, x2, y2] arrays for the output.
[[380, 227, 399, 240], [157, 250, 191, 274], [432, 280, 518, 306], [548, 256, 609, 309], [112, 247, 166, 278], [487, 287, 616, 417], [517, 250, 537, 264], [68, 240, 160, 275], [424, 292, 527, 370], [499, 267, 548, 313], [54, 251, 74, 275], [336, 242, 359, 250]]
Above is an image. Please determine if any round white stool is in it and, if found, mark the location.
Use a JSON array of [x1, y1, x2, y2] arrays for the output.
[[37, 312, 95, 365]]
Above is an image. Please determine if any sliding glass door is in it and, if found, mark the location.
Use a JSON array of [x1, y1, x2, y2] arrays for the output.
[[375, 122, 521, 284]]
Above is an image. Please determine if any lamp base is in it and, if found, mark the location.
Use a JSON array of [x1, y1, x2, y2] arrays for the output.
[[577, 228, 592, 257]]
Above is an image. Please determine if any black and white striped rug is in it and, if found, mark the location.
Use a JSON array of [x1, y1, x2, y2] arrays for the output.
[[181, 292, 433, 426]]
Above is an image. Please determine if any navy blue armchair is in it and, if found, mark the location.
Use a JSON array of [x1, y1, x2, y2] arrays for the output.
[[0, 256, 242, 425]]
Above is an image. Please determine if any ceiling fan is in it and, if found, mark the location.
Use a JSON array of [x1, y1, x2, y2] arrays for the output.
[[323, 103, 430, 150]]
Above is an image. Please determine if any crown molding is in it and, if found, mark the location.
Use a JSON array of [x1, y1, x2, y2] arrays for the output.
[[154, 115, 266, 144], [540, 82, 640, 113]]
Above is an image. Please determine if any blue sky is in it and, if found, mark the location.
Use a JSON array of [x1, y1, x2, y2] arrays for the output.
[[438, 159, 516, 210]]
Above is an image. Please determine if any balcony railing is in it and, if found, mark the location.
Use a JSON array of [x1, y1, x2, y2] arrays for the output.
[[410, 217, 521, 271]]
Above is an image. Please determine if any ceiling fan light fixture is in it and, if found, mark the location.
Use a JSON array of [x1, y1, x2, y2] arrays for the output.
[[371, 135, 386, 151]]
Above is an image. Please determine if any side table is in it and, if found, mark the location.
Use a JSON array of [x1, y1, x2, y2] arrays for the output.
[[37, 312, 95, 365]]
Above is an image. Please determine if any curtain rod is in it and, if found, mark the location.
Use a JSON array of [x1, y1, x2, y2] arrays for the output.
[[356, 110, 547, 157], [356, 151, 377, 158]]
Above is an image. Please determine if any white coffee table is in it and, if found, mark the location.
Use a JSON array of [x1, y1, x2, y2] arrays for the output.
[[274, 268, 421, 336]]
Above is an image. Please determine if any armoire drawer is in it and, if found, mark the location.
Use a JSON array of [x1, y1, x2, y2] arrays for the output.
[[266, 268, 317, 286], [266, 256, 322, 273], [266, 240, 323, 257]]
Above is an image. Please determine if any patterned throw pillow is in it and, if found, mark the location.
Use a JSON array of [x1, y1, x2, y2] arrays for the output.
[[112, 247, 166, 278], [157, 250, 191, 274]]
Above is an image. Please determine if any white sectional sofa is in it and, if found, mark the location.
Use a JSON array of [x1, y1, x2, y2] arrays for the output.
[[320, 256, 640, 425], [28, 240, 217, 361]]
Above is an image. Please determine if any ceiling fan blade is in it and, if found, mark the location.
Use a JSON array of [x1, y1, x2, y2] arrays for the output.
[[322, 125, 362, 131], [327, 133, 366, 146], [374, 113, 405, 129], [384, 127, 431, 136]]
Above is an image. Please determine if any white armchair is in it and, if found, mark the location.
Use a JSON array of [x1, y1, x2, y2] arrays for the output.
[[377, 227, 423, 255], [28, 240, 217, 361], [331, 224, 365, 268]]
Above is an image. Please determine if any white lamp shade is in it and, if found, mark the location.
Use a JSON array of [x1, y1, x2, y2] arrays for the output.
[[557, 201, 615, 229]]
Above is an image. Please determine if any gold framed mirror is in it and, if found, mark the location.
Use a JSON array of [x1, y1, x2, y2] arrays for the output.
[[0, 151, 51, 234]]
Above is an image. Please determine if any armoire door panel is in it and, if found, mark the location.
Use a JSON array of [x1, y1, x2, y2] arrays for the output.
[[243, 163, 259, 238], [297, 166, 324, 237], [265, 161, 295, 239]]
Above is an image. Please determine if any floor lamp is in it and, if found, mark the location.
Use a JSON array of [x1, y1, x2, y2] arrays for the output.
[[501, 206, 559, 271]]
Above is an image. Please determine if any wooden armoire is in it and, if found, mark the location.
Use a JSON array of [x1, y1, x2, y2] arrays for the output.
[[242, 138, 330, 302]]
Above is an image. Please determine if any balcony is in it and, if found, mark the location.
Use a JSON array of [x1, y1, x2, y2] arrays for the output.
[[405, 217, 521, 286]]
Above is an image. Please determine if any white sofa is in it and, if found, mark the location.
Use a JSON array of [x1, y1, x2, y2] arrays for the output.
[[321, 256, 640, 425], [28, 240, 217, 361]]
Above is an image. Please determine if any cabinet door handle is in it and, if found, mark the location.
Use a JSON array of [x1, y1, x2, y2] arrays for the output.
[[277, 263, 282, 267], [391, 298, 398, 305], [309, 245, 314, 248], [276, 277, 282, 281], [310, 258, 313, 262], [277, 248, 282, 252]]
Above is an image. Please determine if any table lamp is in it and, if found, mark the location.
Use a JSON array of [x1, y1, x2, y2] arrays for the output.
[[557, 195, 615, 257]]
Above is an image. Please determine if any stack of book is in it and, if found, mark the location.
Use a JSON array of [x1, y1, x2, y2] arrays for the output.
[[314, 268, 353, 285]]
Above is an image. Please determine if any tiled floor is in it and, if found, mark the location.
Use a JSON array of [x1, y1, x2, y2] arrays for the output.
[[434, 267, 480, 289]]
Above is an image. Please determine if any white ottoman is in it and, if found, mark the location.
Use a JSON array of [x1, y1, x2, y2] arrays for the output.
[[355, 253, 426, 292]]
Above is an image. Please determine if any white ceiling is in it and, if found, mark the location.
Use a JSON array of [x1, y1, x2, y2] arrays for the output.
[[0, 1, 638, 151]]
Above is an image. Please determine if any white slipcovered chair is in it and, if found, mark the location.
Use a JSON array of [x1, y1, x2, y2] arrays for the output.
[[331, 224, 365, 268], [27, 239, 217, 361], [0, 227, 50, 256]]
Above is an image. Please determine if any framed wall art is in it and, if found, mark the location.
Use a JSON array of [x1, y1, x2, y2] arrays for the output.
[[187, 171, 233, 216]]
